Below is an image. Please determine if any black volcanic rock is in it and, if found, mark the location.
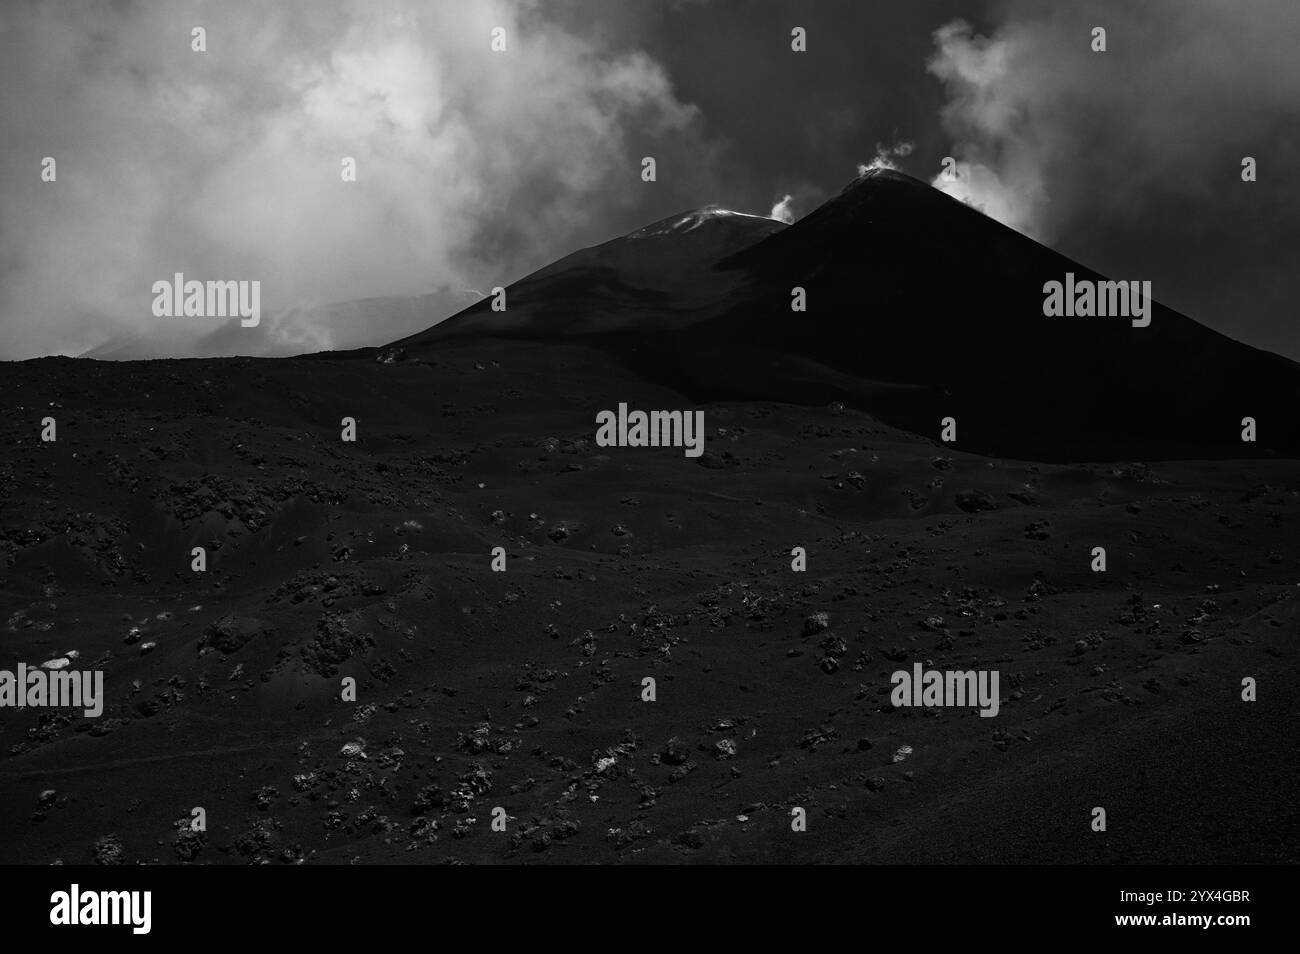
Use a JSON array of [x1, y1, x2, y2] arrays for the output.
[[0, 342, 1296, 866]]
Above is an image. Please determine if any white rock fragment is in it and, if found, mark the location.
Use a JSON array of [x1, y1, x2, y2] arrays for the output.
[[339, 740, 367, 759]]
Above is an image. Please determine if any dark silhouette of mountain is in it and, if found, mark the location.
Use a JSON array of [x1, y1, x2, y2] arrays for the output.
[[393, 169, 1300, 461]]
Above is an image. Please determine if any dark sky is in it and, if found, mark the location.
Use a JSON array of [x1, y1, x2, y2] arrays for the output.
[[3, 0, 1298, 360]]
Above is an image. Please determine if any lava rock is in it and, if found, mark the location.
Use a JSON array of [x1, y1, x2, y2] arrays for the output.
[[955, 490, 998, 513]]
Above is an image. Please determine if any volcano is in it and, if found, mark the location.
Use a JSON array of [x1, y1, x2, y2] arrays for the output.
[[394, 169, 1300, 461]]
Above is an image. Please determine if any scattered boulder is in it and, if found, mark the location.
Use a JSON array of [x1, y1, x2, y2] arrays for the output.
[[662, 737, 691, 765], [92, 834, 125, 865], [803, 612, 831, 636]]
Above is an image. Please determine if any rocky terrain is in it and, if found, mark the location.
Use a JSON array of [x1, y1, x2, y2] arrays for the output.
[[1, 340, 1296, 864]]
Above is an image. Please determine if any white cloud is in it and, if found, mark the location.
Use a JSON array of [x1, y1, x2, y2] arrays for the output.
[[769, 193, 795, 224], [926, 3, 1300, 240], [0, 0, 717, 358], [857, 140, 915, 176]]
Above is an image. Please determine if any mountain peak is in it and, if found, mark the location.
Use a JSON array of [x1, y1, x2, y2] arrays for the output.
[[851, 165, 917, 185], [629, 205, 781, 239], [832, 166, 959, 214]]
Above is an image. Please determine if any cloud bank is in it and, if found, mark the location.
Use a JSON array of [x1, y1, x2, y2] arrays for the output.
[[927, 1, 1300, 243], [0, 0, 718, 358]]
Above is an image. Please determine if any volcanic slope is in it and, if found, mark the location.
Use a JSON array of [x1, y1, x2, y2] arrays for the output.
[[395, 170, 1300, 462], [391, 206, 785, 342], [0, 349, 1296, 864]]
